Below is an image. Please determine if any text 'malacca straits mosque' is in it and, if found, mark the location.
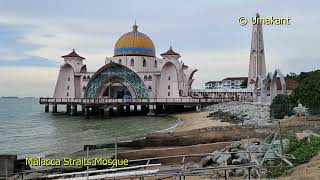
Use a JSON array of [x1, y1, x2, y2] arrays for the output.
[[53, 23, 197, 99]]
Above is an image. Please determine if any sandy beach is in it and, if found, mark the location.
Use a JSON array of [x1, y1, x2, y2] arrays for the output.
[[173, 111, 231, 132]]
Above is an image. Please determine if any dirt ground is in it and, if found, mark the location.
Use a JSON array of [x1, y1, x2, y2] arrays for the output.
[[279, 153, 320, 180], [173, 111, 231, 132]]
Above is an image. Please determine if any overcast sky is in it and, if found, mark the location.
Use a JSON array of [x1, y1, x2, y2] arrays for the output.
[[0, 0, 319, 97]]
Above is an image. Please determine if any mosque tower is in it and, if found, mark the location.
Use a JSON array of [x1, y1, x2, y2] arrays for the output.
[[248, 12, 267, 87]]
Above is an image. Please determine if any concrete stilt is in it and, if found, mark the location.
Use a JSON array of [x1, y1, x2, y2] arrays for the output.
[[84, 107, 90, 119], [104, 108, 110, 118], [45, 104, 49, 113], [66, 104, 71, 113], [117, 106, 124, 114], [147, 105, 155, 116], [196, 105, 201, 112], [71, 105, 77, 116], [52, 104, 57, 113], [109, 107, 114, 116], [141, 105, 148, 114], [98, 108, 104, 116], [156, 105, 164, 114], [134, 105, 138, 113], [125, 105, 130, 113], [82, 105, 85, 114]]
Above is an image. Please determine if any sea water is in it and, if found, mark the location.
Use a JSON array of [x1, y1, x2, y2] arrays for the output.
[[0, 98, 177, 158]]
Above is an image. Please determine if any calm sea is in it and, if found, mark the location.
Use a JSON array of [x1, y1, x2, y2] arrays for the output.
[[0, 98, 177, 158]]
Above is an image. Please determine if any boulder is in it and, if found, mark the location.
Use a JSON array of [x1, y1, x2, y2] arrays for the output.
[[232, 158, 242, 165], [230, 169, 245, 177], [200, 155, 213, 167], [216, 154, 232, 165]]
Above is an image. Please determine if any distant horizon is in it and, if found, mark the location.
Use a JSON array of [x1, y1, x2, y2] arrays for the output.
[[0, 0, 319, 96]]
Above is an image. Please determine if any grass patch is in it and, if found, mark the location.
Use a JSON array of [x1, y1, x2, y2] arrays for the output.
[[270, 136, 320, 177]]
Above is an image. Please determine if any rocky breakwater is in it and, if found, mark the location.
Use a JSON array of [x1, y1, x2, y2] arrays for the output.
[[205, 102, 271, 126], [200, 139, 289, 178]]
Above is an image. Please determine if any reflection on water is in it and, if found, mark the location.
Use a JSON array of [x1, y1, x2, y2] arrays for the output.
[[0, 98, 177, 158]]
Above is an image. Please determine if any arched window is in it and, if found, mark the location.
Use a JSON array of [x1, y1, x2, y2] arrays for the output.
[[168, 76, 171, 81], [87, 76, 90, 79], [83, 86, 86, 91], [67, 86, 70, 90], [68, 77, 70, 81], [118, 59, 122, 64], [130, 58, 134, 66], [143, 59, 147, 67], [83, 76, 86, 81], [154, 60, 157, 68], [168, 92, 170, 96], [148, 86, 152, 92], [67, 92, 69, 97], [168, 85, 170, 89], [144, 75, 148, 81], [148, 75, 152, 81]]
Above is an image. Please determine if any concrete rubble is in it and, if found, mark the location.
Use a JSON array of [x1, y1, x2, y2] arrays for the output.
[[205, 102, 271, 126], [200, 139, 289, 178]]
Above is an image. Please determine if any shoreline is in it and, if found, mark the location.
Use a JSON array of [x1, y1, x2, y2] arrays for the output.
[[172, 111, 232, 132]]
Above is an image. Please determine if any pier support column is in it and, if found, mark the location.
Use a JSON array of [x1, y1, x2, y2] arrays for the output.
[[82, 105, 85, 114], [141, 105, 148, 114], [117, 106, 124, 114], [134, 105, 138, 113], [45, 104, 49, 113], [71, 105, 77, 116], [125, 105, 130, 113], [156, 105, 164, 114], [84, 107, 90, 119], [104, 108, 110, 118], [147, 105, 155, 116], [66, 104, 71, 113], [109, 107, 114, 116], [196, 105, 201, 112], [52, 104, 57, 113]]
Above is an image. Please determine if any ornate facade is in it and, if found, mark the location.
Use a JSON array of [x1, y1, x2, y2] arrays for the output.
[[53, 24, 197, 99]]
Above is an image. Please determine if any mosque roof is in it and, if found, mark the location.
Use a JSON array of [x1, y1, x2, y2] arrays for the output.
[[114, 23, 156, 57], [62, 49, 85, 59], [161, 46, 181, 57]]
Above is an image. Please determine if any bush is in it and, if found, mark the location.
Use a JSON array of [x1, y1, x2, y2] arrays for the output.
[[271, 95, 294, 119], [270, 136, 320, 177]]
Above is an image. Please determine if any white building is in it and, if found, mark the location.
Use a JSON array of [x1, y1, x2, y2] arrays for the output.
[[53, 23, 197, 99], [205, 77, 247, 89]]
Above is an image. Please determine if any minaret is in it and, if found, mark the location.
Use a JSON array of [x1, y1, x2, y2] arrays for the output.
[[248, 12, 267, 87]]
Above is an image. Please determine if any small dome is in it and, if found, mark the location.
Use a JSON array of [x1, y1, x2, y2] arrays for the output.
[[114, 23, 156, 57]]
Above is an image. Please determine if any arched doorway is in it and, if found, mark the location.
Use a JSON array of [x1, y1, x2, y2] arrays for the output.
[[85, 63, 147, 98], [95, 76, 137, 98]]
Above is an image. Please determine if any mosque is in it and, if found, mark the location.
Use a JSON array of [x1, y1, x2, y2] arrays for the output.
[[53, 23, 197, 100]]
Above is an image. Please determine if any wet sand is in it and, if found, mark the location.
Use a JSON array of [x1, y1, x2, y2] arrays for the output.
[[172, 111, 231, 132]]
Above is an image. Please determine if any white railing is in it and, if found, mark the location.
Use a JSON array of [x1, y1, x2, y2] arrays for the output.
[[39, 97, 230, 104]]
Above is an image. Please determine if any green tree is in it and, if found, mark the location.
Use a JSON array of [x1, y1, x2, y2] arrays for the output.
[[271, 94, 293, 119]]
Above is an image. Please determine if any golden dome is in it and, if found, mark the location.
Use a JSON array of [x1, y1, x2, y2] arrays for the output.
[[114, 23, 156, 57]]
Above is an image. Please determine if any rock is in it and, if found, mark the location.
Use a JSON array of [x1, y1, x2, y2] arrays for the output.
[[200, 155, 213, 167], [232, 158, 242, 165], [225, 142, 241, 150], [273, 138, 290, 153], [230, 169, 245, 177], [216, 154, 232, 165], [204, 102, 271, 126]]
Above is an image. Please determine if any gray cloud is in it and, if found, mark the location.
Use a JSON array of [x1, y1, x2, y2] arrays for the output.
[[0, 0, 319, 95]]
